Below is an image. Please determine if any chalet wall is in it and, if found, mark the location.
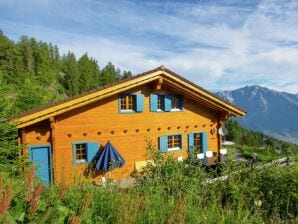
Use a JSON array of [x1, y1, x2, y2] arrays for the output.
[[23, 120, 51, 146], [49, 83, 221, 184]]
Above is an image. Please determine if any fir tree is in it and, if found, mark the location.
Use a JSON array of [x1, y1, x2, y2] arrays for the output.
[[61, 52, 79, 96], [78, 53, 100, 92], [100, 62, 121, 85]]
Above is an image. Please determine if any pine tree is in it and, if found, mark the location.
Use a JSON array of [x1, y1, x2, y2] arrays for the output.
[[61, 52, 79, 96], [122, 70, 133, 79], [0, 70, 20, 175], [100, 62, 121, 85], [78, 53, 100, 92], [19, 35, 35, 74]]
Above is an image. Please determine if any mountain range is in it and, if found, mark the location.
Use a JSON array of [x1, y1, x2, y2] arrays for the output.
[[217, 86, 298, 144]]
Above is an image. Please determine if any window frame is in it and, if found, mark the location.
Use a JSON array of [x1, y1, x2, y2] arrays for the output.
[[118, 93, 144, 113], [72, 141, 100, 165], [167, 134, 182, 151], [188, 132, 208, 157], [157, 94, 165, 111], [72, 142, 88, 165], [193, 133, 202, 153], [170, 95, 183, 111], [159, 133, 183, 153], [119, 94, 136, 112]]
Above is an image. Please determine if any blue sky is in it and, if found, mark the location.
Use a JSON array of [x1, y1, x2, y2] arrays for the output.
[[1, 0, 298, 93]]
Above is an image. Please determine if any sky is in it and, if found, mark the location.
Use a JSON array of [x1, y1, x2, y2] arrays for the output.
[[0, 0, 298, 93]]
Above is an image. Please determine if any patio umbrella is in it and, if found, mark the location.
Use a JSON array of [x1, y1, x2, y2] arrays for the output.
[[94, 141, 125, 171]]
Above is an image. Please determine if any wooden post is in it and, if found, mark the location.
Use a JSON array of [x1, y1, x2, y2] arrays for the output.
[[217, 113, 221, 161], [18, 128, 26, 172], [49, 117, 56, 184], [155, 77, 163, 90], [21, 128, 27, 154]]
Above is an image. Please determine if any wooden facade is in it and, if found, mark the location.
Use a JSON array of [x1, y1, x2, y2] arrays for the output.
[[10, 66, 245, 185]]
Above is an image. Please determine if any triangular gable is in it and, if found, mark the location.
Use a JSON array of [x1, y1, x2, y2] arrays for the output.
[[8, 66, 246, 128]]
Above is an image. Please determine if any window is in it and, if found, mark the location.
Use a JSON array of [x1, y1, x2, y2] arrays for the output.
[[193, 133, 202, 153], [168, 135, 182, 151], [188, 132, 208, 156], [72, 142, 100, 165], [150, 94, 183, 112], [159, 134, 183, 152], [119, 94, 144, 113], [120, 95, 135, 111], [157, 95, 164, 111], [171, 95, 182, 110], [75, 143, 87, 162]]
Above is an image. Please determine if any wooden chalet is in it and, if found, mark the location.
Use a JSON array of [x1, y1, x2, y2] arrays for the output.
[[8, 66, 246, 185]]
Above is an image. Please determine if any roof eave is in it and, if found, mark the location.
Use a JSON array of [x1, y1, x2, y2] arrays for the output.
[[10, 66, 246, 129]]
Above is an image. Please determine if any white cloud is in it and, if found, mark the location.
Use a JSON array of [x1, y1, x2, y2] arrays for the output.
[[1, 0, 298, 93]]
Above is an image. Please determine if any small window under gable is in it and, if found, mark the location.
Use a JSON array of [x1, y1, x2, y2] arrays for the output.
[[119, 93, 144, 113], [157, 95, 165, 111], [150, 94, 183, 112], [170, 95, 183, 111]]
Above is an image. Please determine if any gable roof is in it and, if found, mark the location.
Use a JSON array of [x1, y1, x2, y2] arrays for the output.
[[8, 66, 246, 128]]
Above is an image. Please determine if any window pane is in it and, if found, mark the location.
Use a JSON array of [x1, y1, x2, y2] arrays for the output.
[[167, 135, 181, 149], [120, 95, 135, 110], [194, 133, 201, 153], [157, 95, 164, 110], [171, 95, 181, 109], [76, 144, 87, 161]]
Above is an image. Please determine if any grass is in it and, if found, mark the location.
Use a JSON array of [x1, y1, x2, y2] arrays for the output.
[[1, 146, 298, 223]]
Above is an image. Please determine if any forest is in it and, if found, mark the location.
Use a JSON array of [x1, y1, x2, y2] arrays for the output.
[[0, 31, 298, 223], [0, 30, 132, 118]]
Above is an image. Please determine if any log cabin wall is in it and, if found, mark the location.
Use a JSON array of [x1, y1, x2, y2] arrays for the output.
[[49, 82, 221, 184]]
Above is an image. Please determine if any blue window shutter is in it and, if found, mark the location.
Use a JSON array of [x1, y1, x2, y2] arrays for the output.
[[159, 136, 168, 152], [136, 94, 144, 112], [164, 95, 172, 111], [87, 142, 99, 162], [201, 132, 208, 156], [188, 133, 194, 155], [150, 94, 158, 112]]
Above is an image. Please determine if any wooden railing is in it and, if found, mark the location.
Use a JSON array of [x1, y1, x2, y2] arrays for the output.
[[204, 156, 295, 185]]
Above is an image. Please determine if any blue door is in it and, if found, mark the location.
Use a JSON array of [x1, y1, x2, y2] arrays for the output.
[[29, 145, 52, 184]]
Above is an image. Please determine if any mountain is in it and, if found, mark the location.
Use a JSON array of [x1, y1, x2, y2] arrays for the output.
[[217, 85, 298, 144]]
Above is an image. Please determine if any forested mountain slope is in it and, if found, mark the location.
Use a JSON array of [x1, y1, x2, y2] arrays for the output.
[[0, 30, 132, 118]]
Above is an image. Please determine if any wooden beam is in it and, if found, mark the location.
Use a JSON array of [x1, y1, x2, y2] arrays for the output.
[[155, 77, 163, 90], [17, 129, 22, 156], [49, 117, 56, 184], [219, 111, 230, 121], [21, 127, 27, 155]]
